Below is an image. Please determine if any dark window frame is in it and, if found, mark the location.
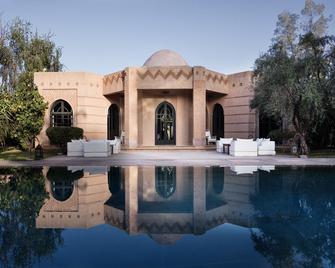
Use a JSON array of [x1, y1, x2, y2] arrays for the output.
[[50, 100, 73, 127], [155, 101, 176, 145]]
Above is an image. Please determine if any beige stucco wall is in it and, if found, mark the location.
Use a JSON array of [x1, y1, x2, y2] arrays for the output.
[[34, 72, 110, 146], [36, 168, 110, 229], [35, 166, 258, 234], [34, 65, 256, 148], [206, 71, 256, 139], [224, 71, 256, 139], [138, 90, 193, 146]]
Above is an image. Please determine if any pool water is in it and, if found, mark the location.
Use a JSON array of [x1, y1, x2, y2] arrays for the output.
[[0, 165, 334, 268]]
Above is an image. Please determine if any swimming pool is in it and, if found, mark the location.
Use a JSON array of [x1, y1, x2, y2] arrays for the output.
[[0, 165, 334, 267]]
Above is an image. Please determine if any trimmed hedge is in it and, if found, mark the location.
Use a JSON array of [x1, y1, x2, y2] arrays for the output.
[[267, 129, 295, 145], [46, 127, 83, 148]]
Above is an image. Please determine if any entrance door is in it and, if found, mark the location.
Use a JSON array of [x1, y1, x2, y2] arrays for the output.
[[212, 104, 224, 139], [107, 104, 120, 140], [155, 102, 176, 145]]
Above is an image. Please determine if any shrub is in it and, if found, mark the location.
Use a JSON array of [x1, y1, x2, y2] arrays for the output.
[[46, 127, 83, 149], [267, 129, 295, 145]]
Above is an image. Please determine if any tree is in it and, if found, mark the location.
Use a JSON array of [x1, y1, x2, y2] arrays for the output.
[[0, 92, 14, 147], [251, 0, 335, 154], [0, 17, 63, 149], [0, 18, 62, 92], [0, 167, 63, 268], [10, 73, 48, 150], [251, 167, 335, 267]]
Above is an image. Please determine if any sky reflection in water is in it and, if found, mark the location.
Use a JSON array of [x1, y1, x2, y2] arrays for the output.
[[0, 165, 334, 268]]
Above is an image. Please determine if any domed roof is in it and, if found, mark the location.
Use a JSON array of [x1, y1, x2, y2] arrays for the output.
[[143, 49, 188, 67]]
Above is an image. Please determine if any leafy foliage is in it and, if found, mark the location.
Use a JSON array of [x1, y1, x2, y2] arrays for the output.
[[10, 73, 48, 150], [46, 127, 83, 148], [267, 129, 295, 145], [251, 0, 335, 154], [251, 167, 335, 267], [0, 92, 14, 146], [0, 18, 62, 92], [0, 167, 63, 268], [0, 17, 62, 149]]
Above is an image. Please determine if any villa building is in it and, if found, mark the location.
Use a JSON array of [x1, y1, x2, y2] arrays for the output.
[[34, 49, 257, 149], [36, 166, 257, 244]]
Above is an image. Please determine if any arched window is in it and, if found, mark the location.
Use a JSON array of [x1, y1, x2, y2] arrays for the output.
[[51, 100, 73, 127], [155, 166, 176, 199], [46, 167, 83, 202], [155, 102, 176, 145], [212, 104, 224, 139], [51, 180, 74, 201]]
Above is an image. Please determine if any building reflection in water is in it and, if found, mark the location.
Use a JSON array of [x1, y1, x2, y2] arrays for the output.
[[37, 165, 260, 244]]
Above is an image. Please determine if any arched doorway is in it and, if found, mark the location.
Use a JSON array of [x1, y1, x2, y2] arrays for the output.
[[107, 104, 120, 140], [155, 166, 176, 199], [106, 167, 125, 210], [155, 102, 176, 145], [212, 104, 224, 139]]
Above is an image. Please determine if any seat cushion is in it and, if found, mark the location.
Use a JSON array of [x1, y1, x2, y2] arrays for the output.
[[220, 138, 233, 144]]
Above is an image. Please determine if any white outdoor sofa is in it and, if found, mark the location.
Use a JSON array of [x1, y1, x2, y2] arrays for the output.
[[67, 138, 122, 157], [229, 139, 258, 156], [67, 140, 85, 157], [216, 138, 233, 153], [230, 165, 275, 174], [230, 166, 258, 175], [108, 138, 121, 154], [205, 131, 217, 145], [257, 138, 276, 155], [84, 140, 111, 157]]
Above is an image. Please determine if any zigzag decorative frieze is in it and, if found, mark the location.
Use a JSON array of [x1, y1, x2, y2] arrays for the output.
[[205, 72, 226, 84], [138, 221, 193, 233], [137, 69, 193, 80], [206, 216, 226, 229], [103, 72, 123, 87], [105, 214, 125, 229]]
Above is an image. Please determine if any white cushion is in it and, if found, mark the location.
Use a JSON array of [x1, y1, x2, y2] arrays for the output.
[[258, 140, 276, 155], [229, 139, 258, 156], [231, 166, 258, 174], [256, 138, 264, 146], [220, 138, 233, 145], [236, 138, 253, 142]]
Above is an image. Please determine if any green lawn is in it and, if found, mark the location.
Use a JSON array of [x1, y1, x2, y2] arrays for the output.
[[308, 149, 335, 158], [0, 147, 61, 161]]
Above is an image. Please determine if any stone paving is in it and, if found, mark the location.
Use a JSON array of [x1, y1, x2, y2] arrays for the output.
[[0, 150, 334, 167]]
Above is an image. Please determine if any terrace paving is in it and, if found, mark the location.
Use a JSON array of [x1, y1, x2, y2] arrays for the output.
[[0, 150, 334, 167]]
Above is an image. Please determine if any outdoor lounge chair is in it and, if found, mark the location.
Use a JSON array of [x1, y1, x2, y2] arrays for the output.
[[229, 139, 258, 156], [258, 165, 275, 172], [83, 140, 111, 157], [108, 138, 121, 154], [216, 138, 233, 153], [205, 131, 216, 145], [67, 140, 85, 157], [257, 138, 276, 155], [230, 166, 258, 175]]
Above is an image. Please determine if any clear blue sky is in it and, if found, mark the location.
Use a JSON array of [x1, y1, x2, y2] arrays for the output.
[[2, 0, 335, 74]]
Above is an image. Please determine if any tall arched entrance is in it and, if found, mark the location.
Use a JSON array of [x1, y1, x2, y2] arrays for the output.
[[212, 104, 224, 139], [107, 104, 120, 140], [155, 101, 176, 145]]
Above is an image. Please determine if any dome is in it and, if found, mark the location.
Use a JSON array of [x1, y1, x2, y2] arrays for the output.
[[143, 49, 188, 67]]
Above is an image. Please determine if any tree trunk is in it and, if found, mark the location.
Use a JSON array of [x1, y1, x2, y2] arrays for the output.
[[292, 112, 309, 155], [297, 132, 309, 155]]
